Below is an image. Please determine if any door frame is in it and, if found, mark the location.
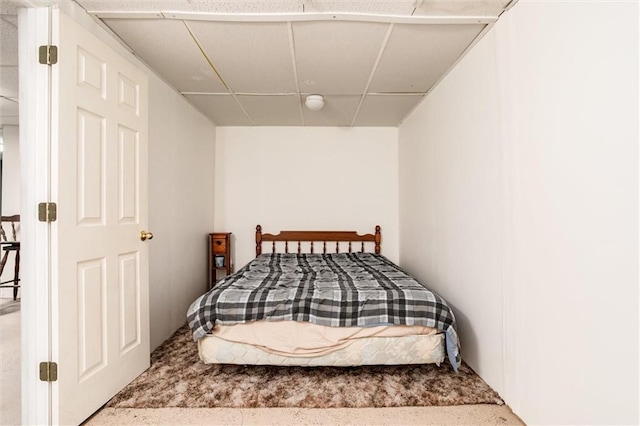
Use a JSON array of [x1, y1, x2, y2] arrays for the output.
[[20, 4, 153, 422], [19, 6, 54, 425]]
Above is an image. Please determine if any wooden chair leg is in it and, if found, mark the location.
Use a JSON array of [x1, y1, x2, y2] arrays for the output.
[[0, 250, 8, 277], [13, 249, 20, 300]]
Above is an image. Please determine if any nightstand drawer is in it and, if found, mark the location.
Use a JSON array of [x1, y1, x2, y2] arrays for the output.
[[212, 238, 227, 253]]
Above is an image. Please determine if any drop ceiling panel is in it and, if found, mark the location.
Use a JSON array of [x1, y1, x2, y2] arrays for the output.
[[188, 21, 296, 93], [76, 0, 511, 16], [0, 116, 18, 126], [354, 95, 423, 126], [78, 1, 304, 13], [0, 18, 18, 66], [182, 1, 303, 14], [294, 21, 389, 94], [304, 1, 415, 15], [368, 23, 485, 93], [104, 19, 227, 93], [80, 2, 509, 127], [413, 1, 512, 17], [1, 15, 18, 26], [184, 94, 252, 126], [0, 97, 19, 122], [237, 95, 302, 125], [0, 67, 19, 98], [302, 95, 361, 127], [0, 3, 19, 16]]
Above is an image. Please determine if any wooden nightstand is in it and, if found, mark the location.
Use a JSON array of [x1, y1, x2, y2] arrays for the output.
[[209, 233, 232, 289]]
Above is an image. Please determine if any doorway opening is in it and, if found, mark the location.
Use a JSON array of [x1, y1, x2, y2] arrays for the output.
[[0, 5, 21, 423]]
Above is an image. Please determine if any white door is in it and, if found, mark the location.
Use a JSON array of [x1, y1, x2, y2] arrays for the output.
[[52, 10, 150, 425]]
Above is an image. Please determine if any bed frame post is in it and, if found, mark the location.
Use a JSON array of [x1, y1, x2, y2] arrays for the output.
[[374, 225, 381, 254], [256, 225, 262, 256]]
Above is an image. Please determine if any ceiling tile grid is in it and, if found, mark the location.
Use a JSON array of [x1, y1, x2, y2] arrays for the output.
[[80, 1, 511, 17], [105, 19, 229, 93], [75, 0, 512, 126]]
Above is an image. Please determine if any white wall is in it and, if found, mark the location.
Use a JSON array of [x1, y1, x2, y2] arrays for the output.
[[1, 125, 20, 298], [399, 27, 505, 395], [147, 77, 216, 350], [399, 1, 639, 425], [56, 2, 216, 350], [215, 127, 398, 270]]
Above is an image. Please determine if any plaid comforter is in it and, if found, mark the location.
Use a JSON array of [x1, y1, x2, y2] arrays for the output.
[[187, 252, 461, 370]]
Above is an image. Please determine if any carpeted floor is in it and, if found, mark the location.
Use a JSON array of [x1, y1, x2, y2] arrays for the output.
[[108, 324, 503, 409]]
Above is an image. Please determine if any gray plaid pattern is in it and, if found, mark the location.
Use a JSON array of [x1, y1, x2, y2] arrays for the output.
[[187, 252, 460, 370]]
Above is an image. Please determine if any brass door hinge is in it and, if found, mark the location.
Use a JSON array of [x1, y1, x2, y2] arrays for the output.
[[39, 362, 58, 382], [38, 45, 58, 65], [38, 202, 57, 222]]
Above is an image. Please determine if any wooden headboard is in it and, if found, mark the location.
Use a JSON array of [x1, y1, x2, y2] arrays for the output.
[[255, 225, 381, 256]]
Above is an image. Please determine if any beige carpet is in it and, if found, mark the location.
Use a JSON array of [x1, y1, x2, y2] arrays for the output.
[[0, 298, 21, 426], [88, 406, 525, 425], [108, 324, 503, 409]]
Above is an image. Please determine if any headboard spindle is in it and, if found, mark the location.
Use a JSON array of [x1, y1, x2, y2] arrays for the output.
[[254, 225, 382, 257]]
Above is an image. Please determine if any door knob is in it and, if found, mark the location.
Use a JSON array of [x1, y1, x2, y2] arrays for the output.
[[140, 231, 154, 241]]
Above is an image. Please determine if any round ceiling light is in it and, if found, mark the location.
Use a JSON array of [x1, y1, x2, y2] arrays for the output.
[[305, 94, 325, 111]]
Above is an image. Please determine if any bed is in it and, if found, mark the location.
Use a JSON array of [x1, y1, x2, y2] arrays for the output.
[[187, 225, 461, 371]]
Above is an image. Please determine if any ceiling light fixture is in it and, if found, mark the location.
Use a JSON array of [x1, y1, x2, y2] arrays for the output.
[[305, 94, 325, 111]]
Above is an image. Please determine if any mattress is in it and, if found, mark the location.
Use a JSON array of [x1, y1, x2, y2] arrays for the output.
[[198, 320, 445, 366], [198, 333, 445, 367], [188, 252, 460, 370]]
